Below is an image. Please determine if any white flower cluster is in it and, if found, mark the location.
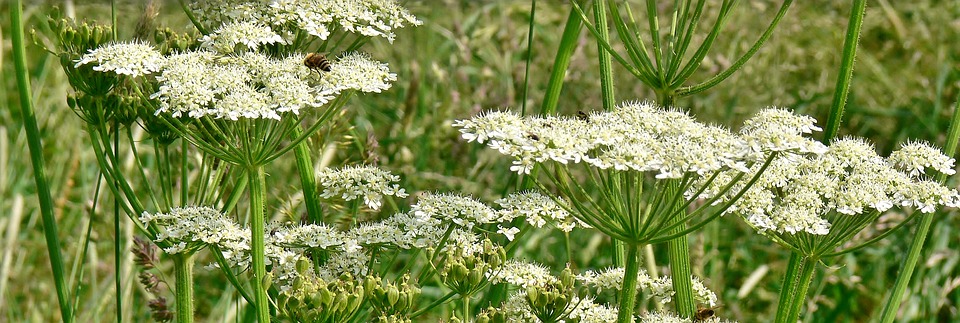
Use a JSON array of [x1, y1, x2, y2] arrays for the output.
[[318, 53, 397, 93], [495, 292, 622, 323], [454, 101, 823, 176], [410, 192, 498, 229], [190, 0, 421, 43], [637, 311, 734, 323], [149, 51, 396, 120], [140, 206, 248, 255], [199, 21, 286, 53], [75, 41, 164, 77], [151, 51, 335, 120], [726, 137, 960, 235], [270, 0, 422, 42], [738, 107, 827, 154], [577, 268, 718, 306], [316, 165, 408, 210], [495, 191, 586, 233], [888, 140, 957, 177], [487, 260, 558, 289]]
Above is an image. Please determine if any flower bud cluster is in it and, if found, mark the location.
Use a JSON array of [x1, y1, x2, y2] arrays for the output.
[[434, 237, 505, 296], [276, 258, 367, 322], [364, 275, 420, 320], [523, 267, 579, 322]]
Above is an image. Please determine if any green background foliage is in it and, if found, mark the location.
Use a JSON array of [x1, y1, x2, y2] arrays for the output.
[[3, 0, 959, 321]]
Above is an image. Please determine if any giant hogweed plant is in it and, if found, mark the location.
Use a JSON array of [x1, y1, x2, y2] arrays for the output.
[[37, 0, 420, 321], [28, 0, 721, 322], [512, 0, 960, 322]]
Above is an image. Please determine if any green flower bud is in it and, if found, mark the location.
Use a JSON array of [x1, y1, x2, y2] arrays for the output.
[[387, 285, 400, 307], [560, 266, 575, 289], [468, 267, 485, 287], [261, 273, 272, 291]]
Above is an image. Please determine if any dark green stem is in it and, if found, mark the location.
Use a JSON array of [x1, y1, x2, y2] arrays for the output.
[[822, 0, 866, 141], [248, 166, 271, 322], [173, 253, 196, 323], [616, 243, 639, 323], [879, 96, 960, 322], [10, 2, 74, 322], [291, 126, 322, 223]]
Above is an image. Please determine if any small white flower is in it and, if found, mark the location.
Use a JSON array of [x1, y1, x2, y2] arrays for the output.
[[75, 41, 164, 77], [496, 225, 520, 241], [153, 51, 331, 119]]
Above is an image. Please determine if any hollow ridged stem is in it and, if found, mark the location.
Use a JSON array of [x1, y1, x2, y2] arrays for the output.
[[248, 166, 270, 322], [172, 253, 196, 323], [616, 243, 640, 323], [775, 255, 817, 323], [665, 180, 695, 318], [291, 126, 322, 223]]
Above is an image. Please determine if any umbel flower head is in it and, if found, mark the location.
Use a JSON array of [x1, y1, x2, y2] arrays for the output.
[[75, 41, 165, 77], [150, 51, 394, 120], [190, 0, 422, 43], [723, 137, 959, 238], [454, 101, 824, 176], [316, 165, 408, 210], [455, 100, 826, 245], [139, 206, 247, 254]]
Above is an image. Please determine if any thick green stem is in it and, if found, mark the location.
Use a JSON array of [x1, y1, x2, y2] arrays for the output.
[[775, 254, 817, 323], [822, 0, 866, 141], [291, 126, 322, 223], [248, 166, 270, 322], [879, 96, 960, 322], [172, 253, 196, 323], [616, 243, 640, 323], [461, 294, 471, 321], [664, 170, 694, 318], [10, 2, 74, 322], [666, 222, 694, 318]]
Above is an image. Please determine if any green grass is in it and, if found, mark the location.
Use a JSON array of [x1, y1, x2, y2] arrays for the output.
[[3, 1, 960, 322]]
